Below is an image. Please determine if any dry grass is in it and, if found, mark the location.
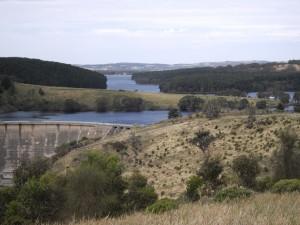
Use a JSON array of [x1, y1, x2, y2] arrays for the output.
[[49, 193, 300, 225]]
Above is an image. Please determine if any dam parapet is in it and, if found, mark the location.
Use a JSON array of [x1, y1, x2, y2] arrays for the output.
[[0, 121, 131, 186]]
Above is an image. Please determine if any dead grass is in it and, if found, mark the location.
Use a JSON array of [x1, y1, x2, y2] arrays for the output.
[[49, 193, 300, 225]]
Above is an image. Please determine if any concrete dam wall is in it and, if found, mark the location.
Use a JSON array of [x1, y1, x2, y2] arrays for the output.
[[0, 121, 131, 186]]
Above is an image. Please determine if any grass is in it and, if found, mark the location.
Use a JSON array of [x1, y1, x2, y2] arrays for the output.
[[16, 83, 276, 111], [48, 193, 300, 225]]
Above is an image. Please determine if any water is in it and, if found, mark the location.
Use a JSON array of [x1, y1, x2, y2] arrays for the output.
[[0, 111, 175, 125], [106, 74, 160, 93]]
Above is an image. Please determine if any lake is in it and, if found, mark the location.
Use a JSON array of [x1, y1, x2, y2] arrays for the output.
[[106, 74, 160, 93], [0, 111, 178, 125]]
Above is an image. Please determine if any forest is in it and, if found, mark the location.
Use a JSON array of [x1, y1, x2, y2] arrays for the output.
[[132, 63, 300, 95], [0, 57, 107, 89]]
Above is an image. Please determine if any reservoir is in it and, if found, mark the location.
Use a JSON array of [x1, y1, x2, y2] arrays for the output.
[[0, 111, 175, 125]]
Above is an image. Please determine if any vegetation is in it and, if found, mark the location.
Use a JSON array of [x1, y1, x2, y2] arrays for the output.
[[146, 198, 178, 214], [272, 179, 300, 193], [232, 155, 260, 188], [177, 95, 204, 111], [191, 130, 215, 153], [185, 176, 203, 201], [272, 128, 300, 180], [214, 186, 252, 202], [0, 57, 107, 89], [203, 99, 221, 119], [256, 100, 267, 109], [133, 63, 300, 94], [168, 108, 181, 119], [198, 157, 223, 187]]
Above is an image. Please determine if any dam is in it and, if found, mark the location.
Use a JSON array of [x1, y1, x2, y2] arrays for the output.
[[0, 121, 131, 186]]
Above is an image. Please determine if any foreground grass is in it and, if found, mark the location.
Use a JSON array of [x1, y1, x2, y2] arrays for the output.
[[49, 193, 300, 225]]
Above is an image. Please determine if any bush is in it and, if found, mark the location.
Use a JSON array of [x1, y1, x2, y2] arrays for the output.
[[178, 96, 205, 112], [294, 104, 300, 113], [185, 176, 203, 201], [256, 100, 267, 109], [272, 179, 300, 193], [124, 172, 158, 211], [272, 128, 300, 180], [13, 157, 51, 189], [203, 99, 221, 119], [255, 176, 274, 192], [198, 157, 223, 187], [277, 102, 285, 111], [0, 187, 16, 224], [191, 130, 215, 153], [168, 108, 181, 119], [146, 198, 178, 214], [64, 152, 126, 219], [64, 99, 81, 113], [232, 155, 260, 188], [214, 186, 252, 202]]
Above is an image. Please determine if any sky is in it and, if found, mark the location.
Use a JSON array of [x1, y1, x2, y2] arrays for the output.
[[1, 0, 300, 64]]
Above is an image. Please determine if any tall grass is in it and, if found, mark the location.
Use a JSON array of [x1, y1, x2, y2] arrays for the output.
[[49, 193, 300, 225]]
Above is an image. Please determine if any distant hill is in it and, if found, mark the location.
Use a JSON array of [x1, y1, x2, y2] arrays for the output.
[[78, 61, 269, 74], [132, 62, 300, 94], [0, 57, 107, 89]]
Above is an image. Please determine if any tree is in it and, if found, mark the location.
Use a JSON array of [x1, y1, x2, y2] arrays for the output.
[[278, 92, 290, 104], [178, 96, 204, 112], [293, 92, 300, 104], [191, 130, 215, 153], [294, 104, 300, 113], [185, 176, 203, 201], [96, 97, 109, 112], [64, 99, 81, 113], [232, 155, 260, 188], [1, 76, 14, 91], [168, 108, 181, 119], [124, 171, 158, 211], [256, 100, 267, 109], [13, 157, 50, 189], [238, 99, 249, 110], [203, 99, 221, 119], [246, 106, 256, 129], [272, 128, 300, 180], [277, 102, 285, 111], [64, 152, 126, 218], [198, 157, 223, 187], [38, 88, 45, 96]]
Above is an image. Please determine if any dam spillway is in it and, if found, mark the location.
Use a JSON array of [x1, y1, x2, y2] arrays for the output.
[[0, 121, 131, 186]]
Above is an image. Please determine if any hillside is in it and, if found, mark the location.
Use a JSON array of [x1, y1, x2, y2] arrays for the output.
[[53, 112, 299, 198], [132, 62, 300, 94], [0, 57, 106, 89]]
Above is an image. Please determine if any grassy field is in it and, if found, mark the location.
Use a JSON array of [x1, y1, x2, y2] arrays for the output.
[[16, 83, 276, 111], [48, 193, 300, 225]]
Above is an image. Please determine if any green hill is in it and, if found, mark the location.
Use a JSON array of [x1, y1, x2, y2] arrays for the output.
[[0, 57, 107, 89]]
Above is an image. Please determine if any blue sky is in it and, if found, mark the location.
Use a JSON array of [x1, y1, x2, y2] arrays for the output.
[[1, 0, 300, 64]]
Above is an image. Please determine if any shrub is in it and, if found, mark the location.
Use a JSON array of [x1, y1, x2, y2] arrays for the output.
[[214, 186, 252, 202], [198, 157, 223, 187], [124, 172, 158, 211], [146, 198, 178, 214], [294, 104, 300, 113], [232, 155, 260, 188], [277, 102, 285, 111], [256, 100, 267, 109], [13, 157, 51, 189], [191, 130, 215, 153], [185, 176, 203, 201], [168, 108, 181, 119], [272, 179, 300, 193], [0, 187, 16, 224], [246, 106, 256, 129], [272, 128, 300, 180], [255, 176, 274, 192], [178, 96, 205, 112], [64, 152, 126, 218], [64, 99, 81, 113], [203, 99, 221, 119]]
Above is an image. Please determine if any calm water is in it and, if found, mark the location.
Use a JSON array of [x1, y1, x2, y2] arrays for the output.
[[0, 111, 175, 125], [106, 74, 160, 93]]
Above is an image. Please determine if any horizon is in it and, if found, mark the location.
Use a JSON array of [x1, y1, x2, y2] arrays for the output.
[[1, 0, 300, 64]]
